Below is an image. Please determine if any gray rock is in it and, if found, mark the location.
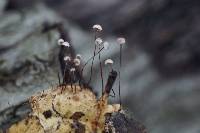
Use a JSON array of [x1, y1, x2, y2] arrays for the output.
[[0, 3, 61, 111], [0, 0, 7, 14]]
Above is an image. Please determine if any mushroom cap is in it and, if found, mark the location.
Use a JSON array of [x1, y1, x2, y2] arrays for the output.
[[103, 41, 110, 50], [92, 24, 103, 31], [105, 59, 114, 65], [76, 54, 82, 59], [58, 39, 64, 45], [64, 56, 71, 61], [62, 42, 70, 47], [70, 68, 76, 72], [95, 38, 103, 45], [74, 58, 81, 66], [117, 37, 126, 45]]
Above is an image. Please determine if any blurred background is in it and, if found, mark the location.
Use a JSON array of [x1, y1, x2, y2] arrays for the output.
[[0, 0, 200, 132]]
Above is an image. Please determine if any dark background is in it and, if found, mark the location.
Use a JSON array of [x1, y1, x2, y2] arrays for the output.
[[0, 0, 200, 132]]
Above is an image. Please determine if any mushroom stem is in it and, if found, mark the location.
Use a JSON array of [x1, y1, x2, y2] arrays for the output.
[[119, 44, 122, 107], [98, 44, 104, 96], [79, 47, 104, 88], [87, 32, 97, 85], [70, 70, 74, 90]]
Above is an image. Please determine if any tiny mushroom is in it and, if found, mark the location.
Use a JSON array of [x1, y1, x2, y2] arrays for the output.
[[62, 41, 70, 47], [74, 58, 81, 66], [103, 41, 110, 50], [105, 59, 114, 70], [117, 37, 126, 45], [58, 38, 64, 45], [76, 54, 82, 59], [95, 38, 103, 45], [58, 39, 70, 47], [64, 56, 71, 61], [92, 24, 103, 32], [70, 68, 76, 72], [105, 59, 114, 65]]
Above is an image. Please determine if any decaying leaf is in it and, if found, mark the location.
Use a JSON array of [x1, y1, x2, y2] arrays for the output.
[[7, 85, 120, 133]]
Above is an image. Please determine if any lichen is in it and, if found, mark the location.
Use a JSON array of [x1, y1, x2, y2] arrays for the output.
[[8, 85, 120, 133]]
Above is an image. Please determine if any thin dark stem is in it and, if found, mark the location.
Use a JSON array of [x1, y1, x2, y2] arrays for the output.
[[82, 47, 104, 72], [70, 79, 73, 90], [98, 45, 104, 96], [79, 47, 104, 87], [62, 62, 67, 84], [70, 70, 74, 90], [87, 33, 97, 85], [119, 45, 122, 107]]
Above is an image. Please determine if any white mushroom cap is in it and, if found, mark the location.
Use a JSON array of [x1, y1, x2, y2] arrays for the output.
[[105, 59, 114, 65], [70, 68, 76, 72], [95, 38, 103, 45], [58, 38, 70, 47], [74, 58, 81, 66], [103, 41, 110, 50], [58, 39, 64, 45], [76, 54, 82, 59], [92, 24, 102, 31], [117, 37, 126, 45], [62, 41, 70, 47], [64, 56, 71, 61]]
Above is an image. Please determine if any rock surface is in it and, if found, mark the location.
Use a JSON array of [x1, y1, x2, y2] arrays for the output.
[[0, 3, 61, 112]]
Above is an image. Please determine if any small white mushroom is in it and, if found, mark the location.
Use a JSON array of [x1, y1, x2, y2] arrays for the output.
[[76, 54, 82, 59], [117, 37, 126, 45], [58, 39, 70, 47], [64, 56, 71, 61], [74, 58, 81, 66], [103, 41, 110, 50], [95, 38, 103, 45], [105, 59, 114, 70], [92, 24, 103, 31], [62, 41, 70, 47], [70, 68, 76, 72], [58, 39, 64, 45], [105, 59, 114, 65]]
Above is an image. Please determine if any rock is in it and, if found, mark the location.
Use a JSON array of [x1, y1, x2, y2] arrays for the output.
[[0, 3, 61, 112], [0, 0, 7, 14]]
